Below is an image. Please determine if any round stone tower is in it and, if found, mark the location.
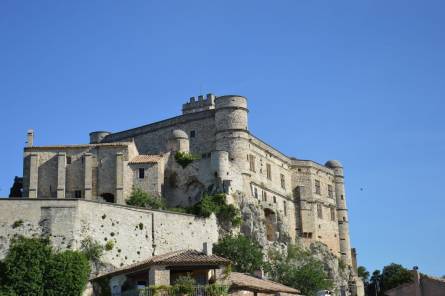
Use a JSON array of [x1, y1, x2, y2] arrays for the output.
[[89, 131, 111, 144], [325, 160, 352, 266], [214, 95, 249, 172], [167, 129, 189, 152]]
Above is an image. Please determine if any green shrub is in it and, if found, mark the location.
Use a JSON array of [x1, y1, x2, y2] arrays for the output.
[[105, 240, 114, 251], [126, 187, 166, 209], [172, 275, 195, 295], [11, 220, 23, 229], [267, 245, 333, 296], [213, 235, 264, 274], [45, 250, 91, 296], [174, 151, 199, 168], [2, 237, 52, 296], [0, 236, 91, 296], [80, 237, 104, 262], [191, 194, 242, 226]]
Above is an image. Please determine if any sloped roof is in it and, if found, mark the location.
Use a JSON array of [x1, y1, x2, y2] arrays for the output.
[[129, 155, 163, 164], [227, 272, 300, 294], [93, 250, 230, 280]]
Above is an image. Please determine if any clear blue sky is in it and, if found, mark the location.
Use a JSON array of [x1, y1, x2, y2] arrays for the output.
[[1, 0, 444, 276]]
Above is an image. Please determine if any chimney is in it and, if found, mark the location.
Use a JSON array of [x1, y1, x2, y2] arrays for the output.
[[203, 242, 212, 256], [26, 129, 34, 147]]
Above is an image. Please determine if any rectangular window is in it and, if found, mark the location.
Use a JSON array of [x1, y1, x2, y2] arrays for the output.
[[330, 207, 336, 221], [138, 168, 145, 179], [273, 196, 277, 203], [280, 174, 285, 189], [67, 156, 72, 164], [254, 188, 258, 199], [315, 179, 321, 195], [283, 201, 287, 216], [317, 203, 323, 219], [190, 130, 196, 138], [74, 190, 82, 198], [249, 154, 256, 172], [328, 184, 333, 198], [266, 164, 272, 180], [262, 191, 267, 202]]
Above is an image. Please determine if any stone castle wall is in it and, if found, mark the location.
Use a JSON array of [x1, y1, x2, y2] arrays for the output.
[[0, 199, 218, 269], [17, 94, 354, 267]]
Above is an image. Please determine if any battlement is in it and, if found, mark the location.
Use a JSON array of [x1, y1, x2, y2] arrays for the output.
[[182, 93, 216, 114]]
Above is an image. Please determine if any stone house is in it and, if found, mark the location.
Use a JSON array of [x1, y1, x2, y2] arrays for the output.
[[91, 249, 301, 296], [91, 248, 231, 295]]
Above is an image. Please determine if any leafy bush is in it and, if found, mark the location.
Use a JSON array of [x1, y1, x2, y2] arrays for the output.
[[11, 220, 23, 229], [80, 237, 104, 262], [1, 237, 52, 295], [172, 275, 195, 295], [380, 263, 412, 293], [175, 151, 199, 168], [45, 250, 91, 296], [267, 245, 333, 296], [105, 240, 114, 251], [126, 187, 166, 209], [0, 236, 91, 296], [213, 235, 264, 274], [190, 194, 242, 226]]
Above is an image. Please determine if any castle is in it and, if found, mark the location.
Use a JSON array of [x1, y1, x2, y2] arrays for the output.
[[7, 94, 363, 294]]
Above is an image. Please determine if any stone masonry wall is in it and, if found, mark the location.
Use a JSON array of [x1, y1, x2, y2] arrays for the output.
[[0, 199, 218, 270]]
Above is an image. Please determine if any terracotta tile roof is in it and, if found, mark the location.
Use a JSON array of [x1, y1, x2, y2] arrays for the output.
[[129, 155, 163, 164], [92, 250, 230, 280], [227, 272, 300, 294]]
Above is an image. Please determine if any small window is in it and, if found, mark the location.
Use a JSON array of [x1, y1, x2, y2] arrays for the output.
[[190, 130, 196, 138], [280, 174, 285, 189], [67, 156, 72, 164], [249, 154, 256, 172], [341, 194, 344, 200], [328, 184, 333, 198], [283, 201, 287, 216], [330, 208, 336, 221], [254, 188, 258, 199], [138, 168, 145, 179], [317, 203, 323, 219], [266, 164, 272, 180], [315, 179, 321, 195], [74, 190, 82, 198], [273, 196, 277, 203], [262, 191, 267, 202]]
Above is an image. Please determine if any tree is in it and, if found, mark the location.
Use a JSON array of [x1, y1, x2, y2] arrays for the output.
[[0, 237, 92, 296], [213, 235, 264, 274], [45, 251, 91, 296], [126, 187, 166, 209], [267, 245, 333, 296], [358, 266, 370, 284], [380, 263, 412, 293], [1, 237, 52, 296]]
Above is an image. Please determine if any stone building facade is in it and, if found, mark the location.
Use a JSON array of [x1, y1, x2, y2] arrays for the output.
[[16, 94, 362, 293]]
